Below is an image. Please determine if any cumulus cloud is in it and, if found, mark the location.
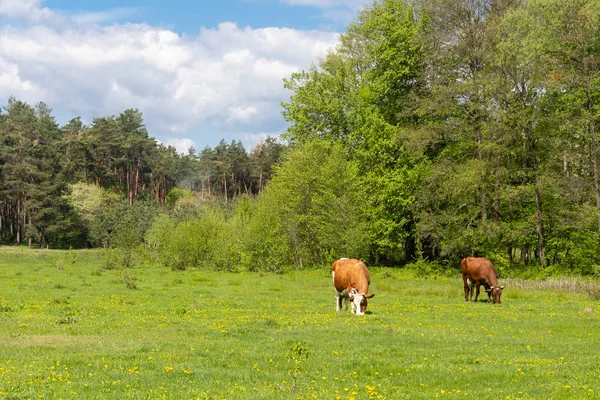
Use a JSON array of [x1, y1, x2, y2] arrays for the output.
[[0, 0, 339, 148]]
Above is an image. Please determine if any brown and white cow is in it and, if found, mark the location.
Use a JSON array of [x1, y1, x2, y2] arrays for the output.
[[461, 257, 504, 304], [332, 258, 374, 315]]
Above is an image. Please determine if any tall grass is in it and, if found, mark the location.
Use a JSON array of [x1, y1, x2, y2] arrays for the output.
[[503, 277, 600, 300]]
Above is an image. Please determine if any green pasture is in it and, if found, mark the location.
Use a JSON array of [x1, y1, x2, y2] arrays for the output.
[[0, 248, 598, 399]]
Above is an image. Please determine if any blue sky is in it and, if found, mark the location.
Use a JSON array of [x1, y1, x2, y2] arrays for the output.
[[46, 0, 343, 32], [0, 0, 370, 151]]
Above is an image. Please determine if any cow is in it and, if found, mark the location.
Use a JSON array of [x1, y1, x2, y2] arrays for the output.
[[461, 257, 504, 304], [332, 258, 374, 315]]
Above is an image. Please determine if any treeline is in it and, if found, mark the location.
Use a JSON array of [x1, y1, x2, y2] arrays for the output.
[[0, 98, 284, 247], [149, 0, 600, 275], [3, 0, 600, 276]]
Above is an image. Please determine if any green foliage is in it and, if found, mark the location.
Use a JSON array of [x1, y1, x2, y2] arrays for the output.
[[166, 188, 195, 207], [121, 273, 138, 289], [286, 341, 311, 391], [406, 258, 442, 278], [146, 200, 242, 271], [100, 248, 121, 270], [281, 0, 426, 265], [246, 140, 370, 270]]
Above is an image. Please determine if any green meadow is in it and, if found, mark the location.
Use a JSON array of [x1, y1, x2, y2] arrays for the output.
[[0, 248, 598, 399]]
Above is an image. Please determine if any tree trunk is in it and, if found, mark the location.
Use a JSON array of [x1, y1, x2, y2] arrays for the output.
[[494, 157, 501, 222], [534, 181, 546, 267], [587, 78, 600, 231], [476, 125, 487, 223], [135, 158, 141, 203], [16, 198, 21, 244]]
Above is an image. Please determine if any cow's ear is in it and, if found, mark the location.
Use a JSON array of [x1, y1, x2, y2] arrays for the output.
[[365, 294, 374, 298], [490, 285, 495, 289]]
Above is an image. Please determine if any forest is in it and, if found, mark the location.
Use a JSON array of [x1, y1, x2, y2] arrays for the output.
[[1, 0, 600, 275]]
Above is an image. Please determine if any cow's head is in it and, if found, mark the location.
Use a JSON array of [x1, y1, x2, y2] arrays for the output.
[[349, 290, 375, 315], [490, 285, 504, 304]]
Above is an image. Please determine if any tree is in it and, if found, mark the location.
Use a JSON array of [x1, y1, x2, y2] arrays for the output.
[[248, 140, 370, 269], [249, 136, 285, 193], [282, 0, 426, 265]]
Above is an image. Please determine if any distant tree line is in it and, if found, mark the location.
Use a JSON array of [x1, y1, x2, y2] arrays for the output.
[[0, 97, 284, 247]]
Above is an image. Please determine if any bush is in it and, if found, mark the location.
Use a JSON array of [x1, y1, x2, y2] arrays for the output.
[[146, 200, 242, 271], [407, 258, 442, 278], [100, 248, 138, 270], [100, 248, 120, 270], [121, 273, 138, 289]]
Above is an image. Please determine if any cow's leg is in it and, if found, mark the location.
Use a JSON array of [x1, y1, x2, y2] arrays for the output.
[[474, 282, 481, 302], [335, 292, 342, 312], [469, 280, 475, 301], [462, 275, 470, 301], [344, 295, 349, 311], [349, 289, 358, 313]]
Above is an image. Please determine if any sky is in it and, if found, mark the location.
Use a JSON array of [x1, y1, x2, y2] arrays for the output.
[[0, 0, 371, 153]]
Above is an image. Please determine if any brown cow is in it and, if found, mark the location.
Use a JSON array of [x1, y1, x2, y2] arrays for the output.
[[461, 257, 504, 304], [332, 258, 374, 315]]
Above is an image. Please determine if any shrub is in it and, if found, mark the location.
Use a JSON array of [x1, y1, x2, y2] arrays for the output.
[[121, 273, 138, 289], [407, 258, 442, 278], [147, 202, 240, 271]]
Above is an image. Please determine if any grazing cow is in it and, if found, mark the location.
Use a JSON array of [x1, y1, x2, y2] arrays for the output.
[[461, 257, 504, 304], [332, 258, 374, 315]]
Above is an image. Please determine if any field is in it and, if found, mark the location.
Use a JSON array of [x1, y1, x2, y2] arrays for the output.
[[0, 247, 599, 399]]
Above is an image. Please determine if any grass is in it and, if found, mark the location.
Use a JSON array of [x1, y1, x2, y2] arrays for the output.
[[0, 247, 598, 399]]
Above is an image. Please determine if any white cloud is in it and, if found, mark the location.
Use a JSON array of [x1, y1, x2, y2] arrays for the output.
[[242, 131, 284, 151], [70, 7, 141, 25], [277, 0, 370, 24], [227, 106, 258, 123], [0, 0, 340, 148], [0, 0, 55, 22], [163, 138, 197, 154]]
